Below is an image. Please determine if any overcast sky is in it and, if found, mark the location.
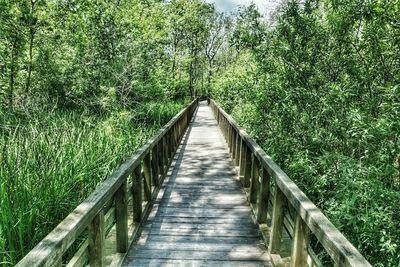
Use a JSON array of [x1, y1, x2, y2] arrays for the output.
[[204, 0, 280, 17]]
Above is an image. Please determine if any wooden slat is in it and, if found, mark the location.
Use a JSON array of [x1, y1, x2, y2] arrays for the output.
[[115, 182, 128, 253], [244, 146, 252, 187], [122, 102, 270, 267], [88, 211, 105, 267], [290, 214, 309, 267], [132, 166, 142, 222], [269, 186, 285, 254], [257, 168, 270, 223], [143, 153, 152, 201], [249, 154, 260, 204]]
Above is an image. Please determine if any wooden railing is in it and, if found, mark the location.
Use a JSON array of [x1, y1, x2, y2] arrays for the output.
[[210, 100, 371, 267], [16, 99, 198, 267]]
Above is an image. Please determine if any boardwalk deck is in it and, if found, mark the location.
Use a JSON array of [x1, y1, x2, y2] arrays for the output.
[[121, 102, 272, 266]]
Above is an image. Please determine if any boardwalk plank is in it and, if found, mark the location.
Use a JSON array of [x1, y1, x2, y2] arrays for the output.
[[122, 102, 270, 266]]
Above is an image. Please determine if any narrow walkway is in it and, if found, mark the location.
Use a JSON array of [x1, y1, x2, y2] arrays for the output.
[[122, 102, 271, 266]]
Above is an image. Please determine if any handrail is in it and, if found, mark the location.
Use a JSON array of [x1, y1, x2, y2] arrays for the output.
[[210, 99, 371, 267], [17, 99, 199, 267]]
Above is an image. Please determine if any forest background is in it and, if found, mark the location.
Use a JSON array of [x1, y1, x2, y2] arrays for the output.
[[0, 0, 399, 266]]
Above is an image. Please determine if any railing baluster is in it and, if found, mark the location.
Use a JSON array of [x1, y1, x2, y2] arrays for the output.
[[232, 128, 236, 154], [162, 136, 168, 172], [257, 168, 270, 223], [143, 153, 152, 201], [88, 210, 104, 267], [239, 138, 246, 177], [290, 214, 310, 267], [249, 154, 260, 204], [235, 132, 240, 166], [151, 146, 160, 186], [244, 146, 252, 187], [132, 166, 142, 222], [115, 182, 128, 253], [269, 186, 285, 254]]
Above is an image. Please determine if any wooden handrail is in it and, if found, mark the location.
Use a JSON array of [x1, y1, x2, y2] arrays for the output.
[[210, 99, 371, 267], [16, 99, 199, 267]]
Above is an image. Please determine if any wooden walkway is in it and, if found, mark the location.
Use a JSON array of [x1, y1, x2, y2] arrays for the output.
[[17, 99, 371, 267], [122, 102, 272, 266]]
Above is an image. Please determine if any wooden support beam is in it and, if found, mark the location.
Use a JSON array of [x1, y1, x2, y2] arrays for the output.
[[88, 210, 104, 267], [132, 166, 142, 222], [249, 154, 259, 204], [290, 214, 309, 267], [243, 146, 252, 187], [151, 146, 159, 186], [239, 138, 246, 177], [269, 186, 285, 254], [235, 132, 240, 166], [115, 182, 128, 253], [143, 153, 152, 201], [162, 136, 168, 172], [257, 168, 270, 223]]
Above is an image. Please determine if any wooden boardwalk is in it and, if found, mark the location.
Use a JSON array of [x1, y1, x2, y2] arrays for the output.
[[17, 100, 371, 267], [122, 102, 272, 266]]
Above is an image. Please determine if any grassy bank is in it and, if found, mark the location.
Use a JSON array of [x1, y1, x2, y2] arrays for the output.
[[0, 101, 185, 265]]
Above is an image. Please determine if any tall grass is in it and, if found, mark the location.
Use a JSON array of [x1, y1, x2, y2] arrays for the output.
[[0, 101, 185, 265]]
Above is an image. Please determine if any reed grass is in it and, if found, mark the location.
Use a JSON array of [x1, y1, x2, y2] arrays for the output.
[[0, 101, 185, 265]]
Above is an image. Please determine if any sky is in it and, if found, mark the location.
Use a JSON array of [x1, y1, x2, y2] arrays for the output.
[[204, 0, 280, 17]]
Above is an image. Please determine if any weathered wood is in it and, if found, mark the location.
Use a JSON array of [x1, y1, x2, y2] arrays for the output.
[[88, 210, 105, 267], [249, 154, 259, 204], [243, 146, 252, 187], [232, 130, 237, 159], [122, 103, 270, 267], [239, 138, 246, 177], [257, 168, 270, 223], [16, 99, 198, 267], [143, 153, 152, 201], [158, 142, 165, 177], [115, 182, 128, 253], [211, 99, 371, 267], [235, 131, 240, 166], [151, 146, 159, 186], [269, 187, 285, 254], [162, 135, 168, 174], [132, 166, 143, 222], [290, 214, 309, 267]]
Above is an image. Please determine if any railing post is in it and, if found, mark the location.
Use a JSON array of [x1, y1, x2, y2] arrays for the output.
[[235, 132, 240, 166], [231, 128, 236, 157], [269, 186, 285, 254], [143, 153, 152, 201], [243, 146, 252, 187], [88, 210, 105, 267], [162, 136, 168, 172], [290, 214, 310, 267], [232, 130, 236, 160], [257, 168, 270, 223], [151, 146, 159, 186], [239, 138, 246, 177], [249, 154, 259, 204], [228, 125, 233, 153], [115, 182, 128, 253], [132, 166, 142, 222]]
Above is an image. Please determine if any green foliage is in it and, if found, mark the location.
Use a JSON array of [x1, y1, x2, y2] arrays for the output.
[[213, 0, 400, 266], [0, 101, 184, 265]]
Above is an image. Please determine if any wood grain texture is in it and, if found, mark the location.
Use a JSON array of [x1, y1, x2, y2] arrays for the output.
[[123, 102, 270, 267]]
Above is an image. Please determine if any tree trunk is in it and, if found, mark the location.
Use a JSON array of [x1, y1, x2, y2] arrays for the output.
[[8, 38, 18, 108], [25, 29, 34, 94]]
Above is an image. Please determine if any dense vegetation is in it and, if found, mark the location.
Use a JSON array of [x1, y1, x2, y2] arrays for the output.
[[0, 0, 399, 266], [212, 1, 400, 266]]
